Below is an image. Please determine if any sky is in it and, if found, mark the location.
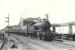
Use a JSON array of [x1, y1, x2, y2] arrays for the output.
[[0, 0, 75, 33]]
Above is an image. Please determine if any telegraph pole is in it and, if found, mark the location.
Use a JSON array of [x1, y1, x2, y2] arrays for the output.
[[5, 13, 9, 35]]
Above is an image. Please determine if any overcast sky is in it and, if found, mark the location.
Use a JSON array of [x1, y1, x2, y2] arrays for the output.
[[0, 0, 75, 30]]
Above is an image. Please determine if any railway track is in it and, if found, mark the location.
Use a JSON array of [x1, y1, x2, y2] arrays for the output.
[[0, 38, 6, 50], [12, 34, 68, 50], [14, 34, 75, 50], [12, 35, 36, 50], [13, 35, 51, 50]]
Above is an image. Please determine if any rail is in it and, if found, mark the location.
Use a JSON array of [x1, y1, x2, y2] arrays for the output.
[[0, 38, 7, 50], [0, 33, 7, 50]]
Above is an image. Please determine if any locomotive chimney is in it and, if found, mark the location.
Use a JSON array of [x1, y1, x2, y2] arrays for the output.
[[45, 14, 48, 21]]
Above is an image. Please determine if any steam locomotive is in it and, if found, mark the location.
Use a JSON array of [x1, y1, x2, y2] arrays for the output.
[[5, 18, 53, 41]]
